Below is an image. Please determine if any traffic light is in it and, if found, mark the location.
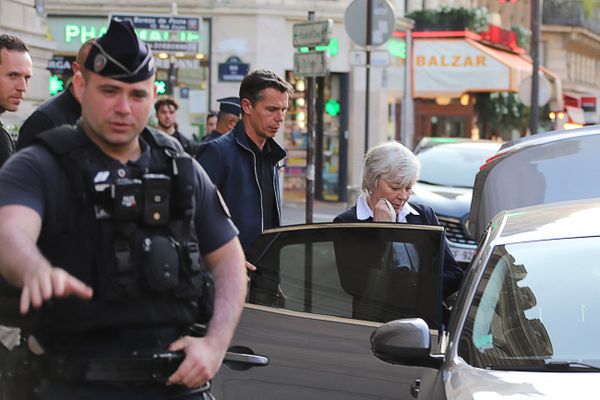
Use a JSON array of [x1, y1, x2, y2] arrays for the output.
[[387, 38, 406, 59], [154, 80, 167, 95], [49, 75, 64, 96], [325, 98, 340, 116]]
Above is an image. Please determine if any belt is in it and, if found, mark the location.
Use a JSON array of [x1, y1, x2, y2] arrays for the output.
[[43, 351, 185, 382]]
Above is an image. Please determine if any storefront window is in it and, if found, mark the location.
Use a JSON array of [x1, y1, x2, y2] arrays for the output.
[[283, 72, 348, 202]]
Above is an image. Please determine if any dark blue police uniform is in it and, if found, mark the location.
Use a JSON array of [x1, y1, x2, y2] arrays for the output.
[[0, 19, 237, 400]]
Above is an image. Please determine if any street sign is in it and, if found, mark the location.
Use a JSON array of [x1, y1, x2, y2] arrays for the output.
[[47, 55, 75, 73], [349, 50, 367, 66], [293, 19, 334, 48], [111, 14, 201, 31], [147, 41, 199, 52], [345, 0, 396, 47], [348, 50, 389, 66], [518, 73, 552, 107], [218, 56, 250, 82], [293, 51, 329, 77]]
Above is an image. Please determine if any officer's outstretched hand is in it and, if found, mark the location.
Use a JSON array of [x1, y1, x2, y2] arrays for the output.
[[20, 266, 93, 314], [167, 335, 223, 389]]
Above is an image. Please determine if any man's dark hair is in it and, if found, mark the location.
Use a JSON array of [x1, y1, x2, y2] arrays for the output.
[[206, 111, 217, 121], [239, 70, 294, 106], [0, 34, 29, 64], [154, 96, 179, 112], [76, 39, 95, 67]]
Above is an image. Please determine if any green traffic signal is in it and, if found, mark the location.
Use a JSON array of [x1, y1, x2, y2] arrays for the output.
[[154, 80, 167, 95], [387, 39, 406, 59], [49, 75, 64, 96], [325, 98, 340, 116]]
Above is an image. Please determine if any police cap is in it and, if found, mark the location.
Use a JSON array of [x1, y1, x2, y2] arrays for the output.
[[84, 19, 156, 83], [217, 97, 242, 117]]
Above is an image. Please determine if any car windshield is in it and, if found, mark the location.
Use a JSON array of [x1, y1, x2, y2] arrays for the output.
[[416, 144, 499, 188], [458, 236, 600, 370]]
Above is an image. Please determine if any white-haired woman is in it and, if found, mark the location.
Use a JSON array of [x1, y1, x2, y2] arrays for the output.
[[334, 141, 463, 303]]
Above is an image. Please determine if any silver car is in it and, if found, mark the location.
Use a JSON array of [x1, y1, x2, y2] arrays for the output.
[[468, 125, 600, 240], [371, 199, 600, 399]]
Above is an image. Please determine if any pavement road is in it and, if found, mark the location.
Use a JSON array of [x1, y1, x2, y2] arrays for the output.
[[281, 200, 348, 225]]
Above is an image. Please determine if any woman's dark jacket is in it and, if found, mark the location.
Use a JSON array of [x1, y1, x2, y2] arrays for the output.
[[334, 202, 464, 298]]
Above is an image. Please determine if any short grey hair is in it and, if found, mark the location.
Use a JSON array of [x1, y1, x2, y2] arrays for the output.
[[361, 141, 421, 196]]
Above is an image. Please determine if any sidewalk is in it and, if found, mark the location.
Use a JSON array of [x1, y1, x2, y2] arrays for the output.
[[281, 199, 349, 225]]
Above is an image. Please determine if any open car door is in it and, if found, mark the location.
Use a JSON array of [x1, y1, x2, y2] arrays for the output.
[[212, 222, 445, 400]]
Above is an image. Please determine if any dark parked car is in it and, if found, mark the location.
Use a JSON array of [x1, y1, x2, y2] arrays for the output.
[[212, 222, 451, 399], [468, 125, 600, 240], [411, 138, 500, 266], [372, 199, 600, 399]]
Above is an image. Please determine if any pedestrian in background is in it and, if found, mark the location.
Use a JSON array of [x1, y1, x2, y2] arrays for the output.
[[16, 39, 93, 150], [0, 34, 32, 168], [205, 111, 217, 139], [0, 19, 246, 399], [154, 95, 200, 157], [202, 97, 241, 142]]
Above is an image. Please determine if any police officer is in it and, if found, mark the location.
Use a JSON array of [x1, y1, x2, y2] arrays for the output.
[[0, 19, 246, 400], [16, 39, 94, 150], [202, 97, 241, 142]]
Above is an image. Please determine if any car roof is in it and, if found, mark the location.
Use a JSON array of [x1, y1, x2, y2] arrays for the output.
[[468, 126, 600, 240], [490, 199, 600, 245], [499, 124, 600, 153], [414, 137, 499, 153], [417, 141, 501, 153]]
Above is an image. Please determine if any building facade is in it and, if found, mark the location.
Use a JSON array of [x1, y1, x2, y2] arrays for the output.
[[542, 0, 600, 127]]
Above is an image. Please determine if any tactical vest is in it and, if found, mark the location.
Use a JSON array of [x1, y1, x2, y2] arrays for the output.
[[28, 125, 212, 334]]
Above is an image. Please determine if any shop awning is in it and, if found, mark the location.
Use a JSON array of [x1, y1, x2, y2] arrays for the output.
[[563, 90, 597, 124], [565, 105, 586, 125], [413, 38, 563, 109]]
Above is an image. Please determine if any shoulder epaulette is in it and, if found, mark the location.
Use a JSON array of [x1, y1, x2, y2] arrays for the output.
[[35, 125, 88, 156], [143, 127, 186, 156]]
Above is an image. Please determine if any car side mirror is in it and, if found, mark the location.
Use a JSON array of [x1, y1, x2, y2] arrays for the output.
[[370, 318, 443, 369], [464, 219, 475, 241]]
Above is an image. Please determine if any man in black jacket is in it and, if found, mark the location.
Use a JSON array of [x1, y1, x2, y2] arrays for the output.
[[0, 34, 32, 168], [16, 40, 93, 150], [154, 95, 200, 157]]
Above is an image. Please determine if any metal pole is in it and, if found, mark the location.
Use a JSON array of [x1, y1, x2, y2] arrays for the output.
[[166, 55, 176, 95], [304, 11, 316, 312], [364, 0, 373, 155], [305, 10, 316, 224], [530, 0, 540, 135], [401, 29, 415, 149]]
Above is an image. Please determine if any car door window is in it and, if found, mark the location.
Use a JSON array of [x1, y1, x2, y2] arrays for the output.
[[246, 223, 445, 329]]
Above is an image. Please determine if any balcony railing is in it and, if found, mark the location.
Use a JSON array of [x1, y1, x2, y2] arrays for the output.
[[543, 0, 600, 36]]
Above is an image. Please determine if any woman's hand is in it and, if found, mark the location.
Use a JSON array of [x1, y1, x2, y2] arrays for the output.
[[373, 198, 396, 222]]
